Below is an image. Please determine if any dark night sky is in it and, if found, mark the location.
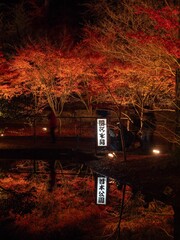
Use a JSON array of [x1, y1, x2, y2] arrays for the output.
[[47, 0, 87, 27], [3, 0, 87, 25], [1, 0, 88, 45]]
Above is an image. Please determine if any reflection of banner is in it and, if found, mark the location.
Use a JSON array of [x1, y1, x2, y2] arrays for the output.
[[97, 118, 107, 146], [96, 176, 108, 205]]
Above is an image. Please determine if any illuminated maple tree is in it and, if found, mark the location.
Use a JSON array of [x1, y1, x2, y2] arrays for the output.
[[8, 41, 94, 119], [70, 45, 113, 114], [83, 0, 180, 140], [9, 41, 113, 117], [0, 51, 19, 98]]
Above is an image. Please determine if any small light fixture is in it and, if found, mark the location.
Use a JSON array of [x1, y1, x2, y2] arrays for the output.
[[0, 133, 4, 137], [152, 148, 160, 154], [42, 127, 47, 131], [108, 152, 117, 159]]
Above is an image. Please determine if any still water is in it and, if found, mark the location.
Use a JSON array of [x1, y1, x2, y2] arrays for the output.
[[0, 158, 174, 240]]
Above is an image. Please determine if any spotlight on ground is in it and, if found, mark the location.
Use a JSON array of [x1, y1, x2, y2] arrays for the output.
[[108, 152, 117, 159]]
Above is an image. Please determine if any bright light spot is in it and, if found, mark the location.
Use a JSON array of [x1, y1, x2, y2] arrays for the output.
[[108, 152, 116, 159], [152, 148, 160, 154], [0, 133, 4, 137], [42, 127, 47, 131]]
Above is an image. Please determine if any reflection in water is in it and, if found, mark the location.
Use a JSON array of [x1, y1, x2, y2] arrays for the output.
[[0, 158, 174, 240], [48, 159, 56, 192], [0, 158, 94, 192]]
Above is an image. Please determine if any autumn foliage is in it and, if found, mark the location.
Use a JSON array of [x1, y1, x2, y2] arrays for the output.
[[0, 1, 179, 112], [0, 1, 179, 239], [0, 161, 174, 240]]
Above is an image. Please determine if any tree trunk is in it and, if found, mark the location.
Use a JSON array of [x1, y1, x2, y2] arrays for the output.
[[176, 68, 180, 139]]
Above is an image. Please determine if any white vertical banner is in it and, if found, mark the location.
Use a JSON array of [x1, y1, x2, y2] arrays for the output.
[[97, 118, 107, 147], [96, 176, 108, 205]]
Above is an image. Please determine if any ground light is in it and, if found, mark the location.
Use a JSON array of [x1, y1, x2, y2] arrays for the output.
[[107, 152, 117, 159], [152, 148, 160, 155]]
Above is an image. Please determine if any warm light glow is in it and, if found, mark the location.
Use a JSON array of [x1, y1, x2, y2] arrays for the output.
[[152, 148, 160, 154], [108, 152, 116, 159], [42, 127, 47, 131], [0, 133, 4, 137]]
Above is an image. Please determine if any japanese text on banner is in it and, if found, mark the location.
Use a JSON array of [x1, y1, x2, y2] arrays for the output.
[[96, 176, 108, 205], [97, 118, 107, 146]]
